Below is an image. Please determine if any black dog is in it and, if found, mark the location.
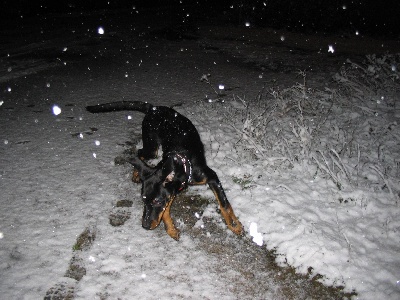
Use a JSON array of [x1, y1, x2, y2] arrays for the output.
[[86, 101, 243, 240]]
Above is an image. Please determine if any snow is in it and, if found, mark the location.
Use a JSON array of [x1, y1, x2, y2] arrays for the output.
[[249, 222, 263, 246], [1, 9, 400, 300]]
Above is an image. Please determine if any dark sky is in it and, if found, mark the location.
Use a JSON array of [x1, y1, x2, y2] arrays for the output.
[[1, 0, 399, 37]]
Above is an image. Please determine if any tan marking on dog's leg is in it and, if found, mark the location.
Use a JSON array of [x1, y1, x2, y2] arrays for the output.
[[162, 196, 180, 240], [220, 204, 243, 235], [132, 169, 141, 183], [212, 191, 243, 235], [189, 178, 208, 185], [149, 210, 165, 230]]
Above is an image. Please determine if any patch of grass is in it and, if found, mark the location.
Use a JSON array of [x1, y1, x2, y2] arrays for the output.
[[44, 281, 75, 300], [109, 210, 131, 227], [109, 199, 133, 226], [45, 226, 97, 298], [72, 226, 96, 252], [115, 199, 133, 207], [64, 255, 86, 281], [232, 174, 255, 190]]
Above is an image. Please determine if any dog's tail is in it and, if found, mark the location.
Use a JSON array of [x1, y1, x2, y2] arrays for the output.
[[86, 101, 153, 114]]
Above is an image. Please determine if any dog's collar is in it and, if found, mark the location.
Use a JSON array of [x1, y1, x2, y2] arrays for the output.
[[169, 152, 192, 191]]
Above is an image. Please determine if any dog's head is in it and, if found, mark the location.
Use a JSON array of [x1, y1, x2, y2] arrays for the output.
[[129, 155, 189, 230]]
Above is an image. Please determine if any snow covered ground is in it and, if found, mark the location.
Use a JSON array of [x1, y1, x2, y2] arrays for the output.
[[1, 9, 399, 300]]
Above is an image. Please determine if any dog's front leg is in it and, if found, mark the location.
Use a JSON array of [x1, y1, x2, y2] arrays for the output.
[[201, 168, 243, 235], [211, 183, 243, 235], [161, 196, 180, 240]]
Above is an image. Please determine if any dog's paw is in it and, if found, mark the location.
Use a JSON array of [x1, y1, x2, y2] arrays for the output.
[[228, 222, 244, 236], [220, 205, 244, 236], [166, 227, 180, 241]]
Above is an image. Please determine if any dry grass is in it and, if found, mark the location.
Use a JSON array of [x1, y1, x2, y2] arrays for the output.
[[216, 54, 400, 196]]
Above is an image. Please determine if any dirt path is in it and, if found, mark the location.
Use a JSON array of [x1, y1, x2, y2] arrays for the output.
[[170, 193, 355, 299]]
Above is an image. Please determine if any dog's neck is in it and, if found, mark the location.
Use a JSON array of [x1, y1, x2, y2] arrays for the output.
[[168, 152, 192, 190]]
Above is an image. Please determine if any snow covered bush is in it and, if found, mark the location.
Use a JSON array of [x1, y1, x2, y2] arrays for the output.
[[223, 72, 348, 187], [334, 53, 400, 108], [332, 54, 400, 196], [223, 56, 399, 197]]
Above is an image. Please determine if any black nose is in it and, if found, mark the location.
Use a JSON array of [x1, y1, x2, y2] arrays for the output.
[[142, 223, 151, 230]]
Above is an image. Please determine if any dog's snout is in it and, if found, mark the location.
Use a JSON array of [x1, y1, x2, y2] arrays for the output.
[[142, 222, 151, 230]]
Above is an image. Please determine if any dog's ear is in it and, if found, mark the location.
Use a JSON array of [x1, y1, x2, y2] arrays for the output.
[[129, 157, 154, 180]]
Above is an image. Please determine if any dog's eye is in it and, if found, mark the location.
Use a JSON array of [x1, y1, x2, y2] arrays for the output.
[[152, 198, 164, 207]]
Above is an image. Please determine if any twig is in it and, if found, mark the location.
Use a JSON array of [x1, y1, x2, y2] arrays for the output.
[[369, 165, 395, 199], [276, 184, 294, 193], [330, 149, 352, 185]]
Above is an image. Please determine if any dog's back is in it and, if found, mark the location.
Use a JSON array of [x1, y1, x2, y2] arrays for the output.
[[86, 101, 204, 160]]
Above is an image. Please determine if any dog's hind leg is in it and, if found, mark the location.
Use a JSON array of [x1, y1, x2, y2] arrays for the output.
[[132, 169, 141, 183], [196, 168, 243, 235], [138, 133, 159, 160]]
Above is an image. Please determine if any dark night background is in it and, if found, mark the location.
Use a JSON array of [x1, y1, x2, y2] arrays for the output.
[[1, 0, 400, 38], [1, 1, 399, 299]]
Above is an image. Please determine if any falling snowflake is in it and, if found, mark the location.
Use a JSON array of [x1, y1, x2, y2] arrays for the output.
[[52, 105, 62, 116]]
